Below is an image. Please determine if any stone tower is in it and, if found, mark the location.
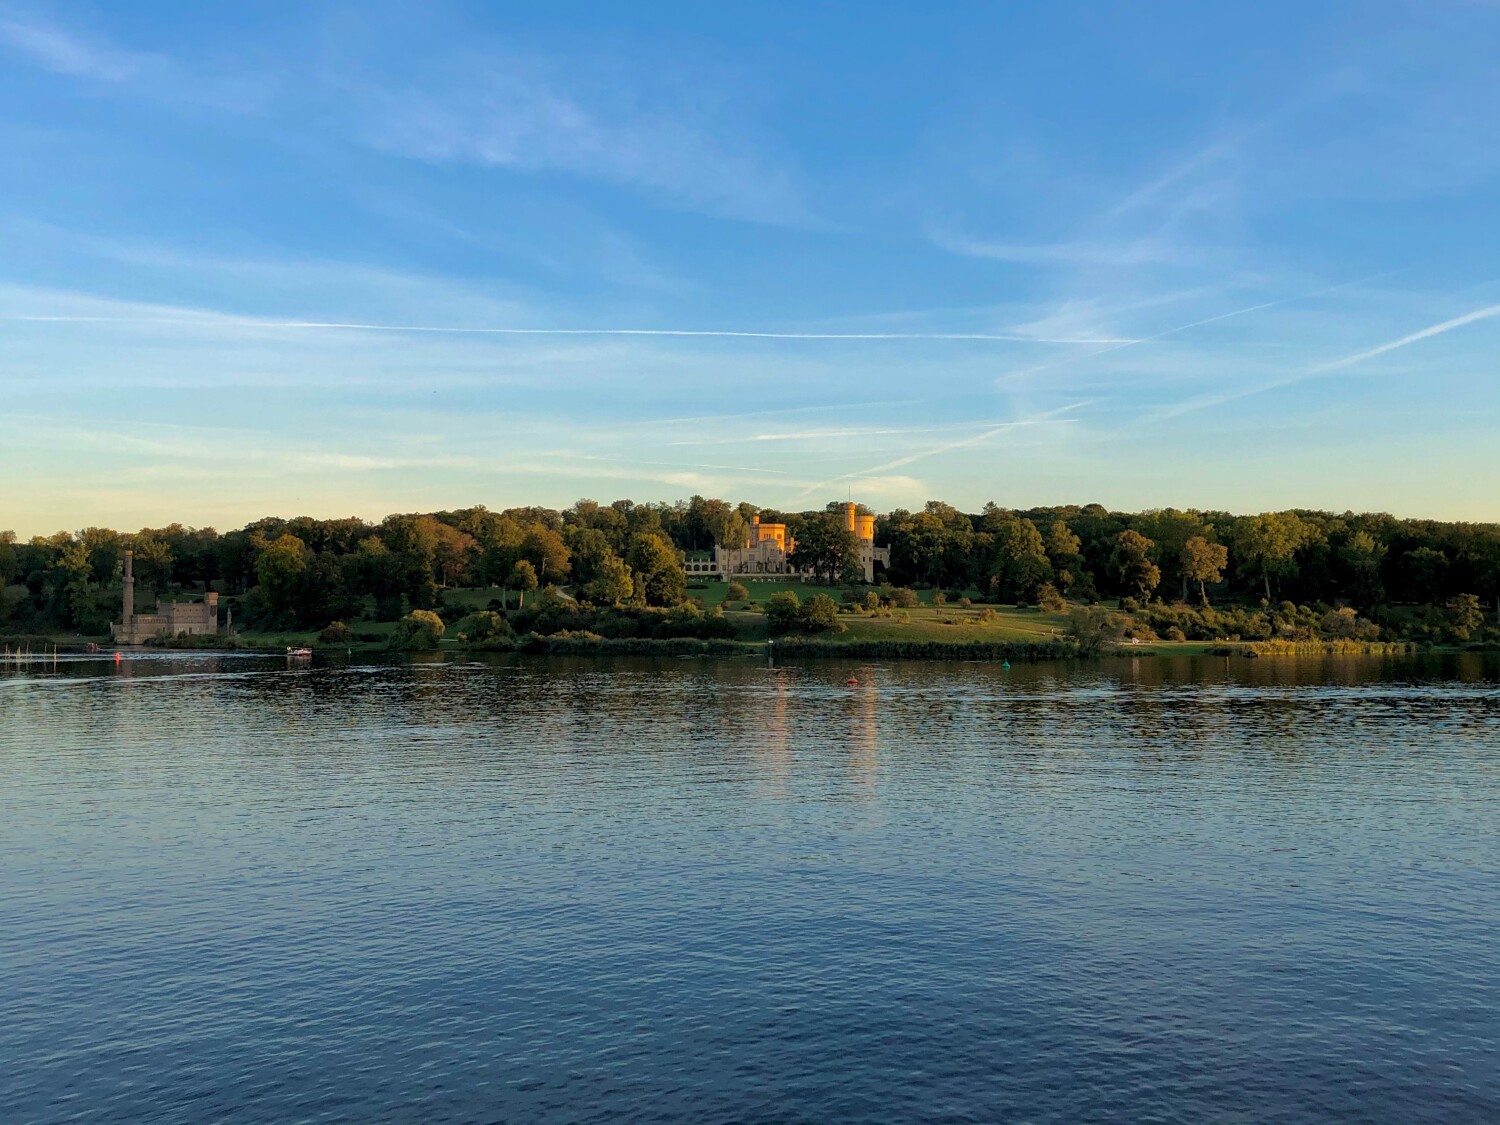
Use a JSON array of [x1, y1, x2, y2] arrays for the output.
[[122, 548, 135, 625]]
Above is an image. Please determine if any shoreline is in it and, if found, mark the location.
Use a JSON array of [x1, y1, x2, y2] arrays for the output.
[[4, 633, 1460, 662]]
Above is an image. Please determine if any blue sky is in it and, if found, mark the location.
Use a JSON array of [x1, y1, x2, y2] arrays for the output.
[[3, 1, 1500, 535]]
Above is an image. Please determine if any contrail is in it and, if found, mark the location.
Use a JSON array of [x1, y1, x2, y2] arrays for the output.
[[790, 403, 1087, 501], [4, 313, 1136, 345], [1148, 297, 1500, 422], [1312, 301, 1500, 371], [997, 269, 1399, 385]]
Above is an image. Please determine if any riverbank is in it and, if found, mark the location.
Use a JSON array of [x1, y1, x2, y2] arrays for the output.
[[8, 630, 1450, 662]]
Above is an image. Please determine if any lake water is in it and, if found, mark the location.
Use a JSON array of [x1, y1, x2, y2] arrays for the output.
[[3, 651, 1499, 1124]]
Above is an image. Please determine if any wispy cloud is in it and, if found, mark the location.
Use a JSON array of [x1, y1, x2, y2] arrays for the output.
[[928, 226, 1192, 269], [997, 270, 1397, 388], [340, 47, 811, 226], [0, 13, 143, 81]]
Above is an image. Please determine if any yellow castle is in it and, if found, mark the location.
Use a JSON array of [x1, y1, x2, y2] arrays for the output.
[[682, 502, 889, 583]]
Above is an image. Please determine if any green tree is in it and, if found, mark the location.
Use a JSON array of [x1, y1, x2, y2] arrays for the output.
[[345, 536, 405, 620], [1338, 530, 1387, 611], [508, 559, 539, 608], [1135, 509, 1209, 600], [1397, 547, 1449, 604], [987, 513, 1051, 603], [1181, 536, 1228, 604], [586, 553, 634, 607], [78, 527, 123, 585], [0, 530, 17, 587], [563, 526, 615, 585], [431, 522, 477, 587], [1233, 513, 1308, 601], [626, 533, 685, 607], [766, 590, 802, 635], [129, 531, 174, 595], [1446, 593, 1484, 640], [789, 512, 861, 584], [798, 592, 840, 633], [255, 534, 311, 615], [1045, 520, 1082, 593], [52, 537, 94, 628], [1110, 530, 1160, 603], [521, 526, 572, 586]]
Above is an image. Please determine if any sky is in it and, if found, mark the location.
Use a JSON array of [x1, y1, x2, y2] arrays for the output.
[[3, 0, 1500, 536]]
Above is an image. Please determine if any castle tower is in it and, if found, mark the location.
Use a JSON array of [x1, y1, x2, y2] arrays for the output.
[[122, 548, 135, 625]]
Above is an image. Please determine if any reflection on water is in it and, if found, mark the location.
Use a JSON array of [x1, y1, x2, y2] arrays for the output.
[[3, 652, 1499, 1124]]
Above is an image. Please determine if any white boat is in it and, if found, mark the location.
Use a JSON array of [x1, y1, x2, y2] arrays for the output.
[[286, 646, 313, 658]]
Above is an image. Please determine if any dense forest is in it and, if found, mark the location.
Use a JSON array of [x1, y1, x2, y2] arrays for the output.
[[3, 497, 1498, 646]]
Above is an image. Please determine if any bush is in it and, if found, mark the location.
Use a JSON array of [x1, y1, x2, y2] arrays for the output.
[[319, 621, 352, 643], [726, 581, 749, 602], [388, 609, 445, 651], [931, 590, 946, 607], [1037, 583, 1066, 613], [799, 593, 841, 634], [454, 610, 512, 644], [766, 591, 802, 635], [891, 587, 920, 609], [1066, 606, 1129, 654]]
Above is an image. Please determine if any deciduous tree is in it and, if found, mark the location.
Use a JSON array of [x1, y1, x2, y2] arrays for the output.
[[1181, 536, 1228, 604], [1110, 530, 1161, 603]]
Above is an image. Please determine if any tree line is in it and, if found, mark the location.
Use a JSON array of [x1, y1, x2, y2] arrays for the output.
[[2, 497, 1497, 640]]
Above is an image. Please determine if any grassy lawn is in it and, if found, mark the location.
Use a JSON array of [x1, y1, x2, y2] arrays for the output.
[[441, 586, 513, 611], [686, 579, 989, 609], [838, 604, 1070, 643], [716, 601, 1071, 644]]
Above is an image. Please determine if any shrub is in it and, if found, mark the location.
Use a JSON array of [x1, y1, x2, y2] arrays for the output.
[[1066, 606, 1129, 654], [766, 591, 802, 635], [799, 593, 841, 634], [1037, 583, 1066, 613], [863, 591, 881, 612], [931, 590, 946, 607], [891, 587, 920, 609], [454, 610, 511, 644], [1164, 626, 1186, 642], [388, 609, 445, 650], [958, 597, 972, 608], [726, 581, 749, 602], [319, 620, 352, 643]]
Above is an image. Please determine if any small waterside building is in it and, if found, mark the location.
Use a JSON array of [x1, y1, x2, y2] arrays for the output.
[[111, 548, 220, 644]]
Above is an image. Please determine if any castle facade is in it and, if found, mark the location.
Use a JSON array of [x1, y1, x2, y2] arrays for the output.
[[682, 502, 890, 583]]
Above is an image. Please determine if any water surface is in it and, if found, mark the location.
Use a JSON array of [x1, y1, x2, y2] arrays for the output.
[[4, 652, 1498, 1123]]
